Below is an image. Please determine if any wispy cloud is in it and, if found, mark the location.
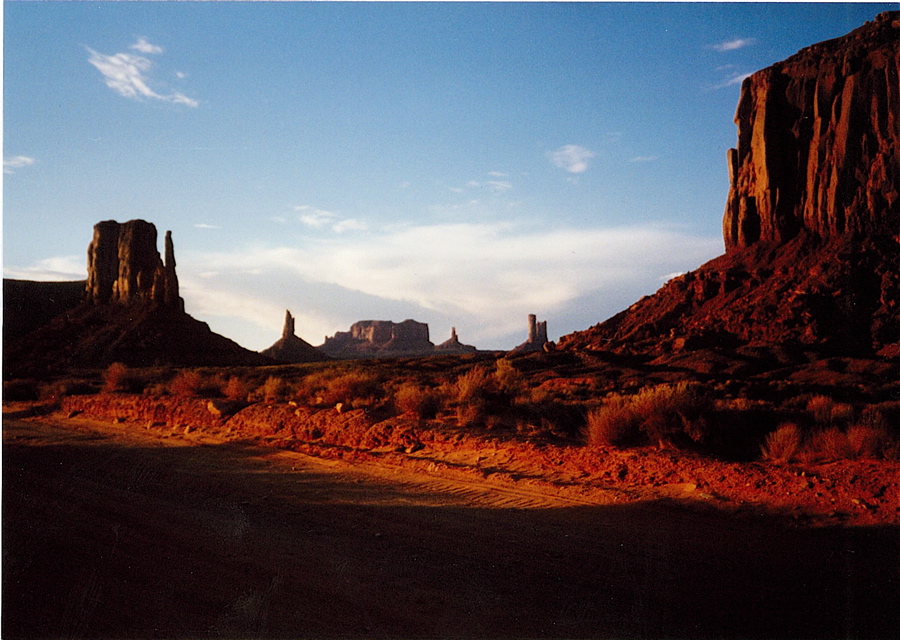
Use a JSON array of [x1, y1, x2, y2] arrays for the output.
[[86, 38, 198, 107], [712, 37, 757, 52], [629, 155, 659, 163], [713, 71, 754, 90], [130, 37, 163, 55], [549, 145, 595, 174], [4, 256, 85, 281], [295, 205, 367, 233], [3, 155, 36, 174], [194, 223, 221, 230]]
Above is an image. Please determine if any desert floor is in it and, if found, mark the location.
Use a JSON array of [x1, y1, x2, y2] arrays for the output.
[[4, 414, 899, 639]]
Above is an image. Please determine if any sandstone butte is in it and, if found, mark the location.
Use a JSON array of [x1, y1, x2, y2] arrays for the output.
[[319, 319, 476, 359], [560, 12, 900, 358], [5, 220, 273, 375]]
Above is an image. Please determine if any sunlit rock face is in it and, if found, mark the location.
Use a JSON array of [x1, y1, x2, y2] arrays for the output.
[[85, 219, 182, 310], [723, 11, 900, 251], [560, 14, 900, 358]]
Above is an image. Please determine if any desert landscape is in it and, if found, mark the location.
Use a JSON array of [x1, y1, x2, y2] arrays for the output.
[[4, 7, 900, 640]]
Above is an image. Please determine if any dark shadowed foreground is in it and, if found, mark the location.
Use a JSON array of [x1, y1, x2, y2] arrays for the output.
[[4, 418, 899, 639]]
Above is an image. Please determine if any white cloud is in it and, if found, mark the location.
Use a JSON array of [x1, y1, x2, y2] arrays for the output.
[[488, 171, 508, 178], [629, 155, 659, 163], [296, 205, 366, 233], [486, 181, 513, 193], [332, 218, 368, 233], [3, 155, 36, 174], [549, 145, 595, 174], [296, 205, 338, 228], [4, 255, 85, 281], [130, 37, 163, 55], [194, 223, 221, 229], [86, 40, 198, 107], [712, 38, 757, 52]]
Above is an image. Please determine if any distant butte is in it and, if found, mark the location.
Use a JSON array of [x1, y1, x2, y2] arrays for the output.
[[560, 12, 900, 358], [260, 310, 330, 363]]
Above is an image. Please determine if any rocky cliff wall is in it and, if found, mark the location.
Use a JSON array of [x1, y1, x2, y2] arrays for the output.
[[724, 12, 900, 251]]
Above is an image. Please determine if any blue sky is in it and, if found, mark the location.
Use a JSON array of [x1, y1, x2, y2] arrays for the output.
[[4, 2, 895, 351]]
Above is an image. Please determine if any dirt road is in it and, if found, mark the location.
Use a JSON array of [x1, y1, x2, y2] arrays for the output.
[[4, 416, 899, 639]]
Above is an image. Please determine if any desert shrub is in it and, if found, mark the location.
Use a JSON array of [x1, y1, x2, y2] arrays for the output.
[[493, 358, 522, 396], [103, 362, 134, 393], [586, 382, 713, 449], [802, 427, 851, 462], [456, 401, 486, 428], [393, 382, 441, 419], [761, 422, 802, 463], [454, 366, 495, 404], [631, 382, 713, 446], [806, 395, 854, 428], [169, 370, 204, 397], [846, 425, 890, 459], [322, 371, 382, 407], [222, 376, 250, 401], [586, 394, 641, 447], [260, 376, 287, 403]]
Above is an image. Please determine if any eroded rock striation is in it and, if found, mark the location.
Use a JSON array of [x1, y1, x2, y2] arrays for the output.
[[561, 13, 900, 358], [260, 310, 330, 363]]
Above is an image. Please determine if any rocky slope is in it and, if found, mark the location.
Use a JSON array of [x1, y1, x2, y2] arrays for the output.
[[5, 220, 272, 375], [562, 12, 900, 358]]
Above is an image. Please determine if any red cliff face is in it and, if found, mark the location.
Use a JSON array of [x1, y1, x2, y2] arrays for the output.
[[724, 12, 900, 250], [561, 13, 900, 358]]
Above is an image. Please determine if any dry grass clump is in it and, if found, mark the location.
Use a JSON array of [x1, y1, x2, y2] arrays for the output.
[[289, 368, 384, 409], [587, 382, 712, 448], [806, 395, 854, 427], [586, 394, 639, 447], [759, 404, 899, 462], [222, 376, 250, 401], [761, 422, 802, 463], [103, 362, 132, 393], [259, 376, 287, 403], [393, 381, 442, 420], [168, 370, 204, 397], [493, 358, 522, 396]]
